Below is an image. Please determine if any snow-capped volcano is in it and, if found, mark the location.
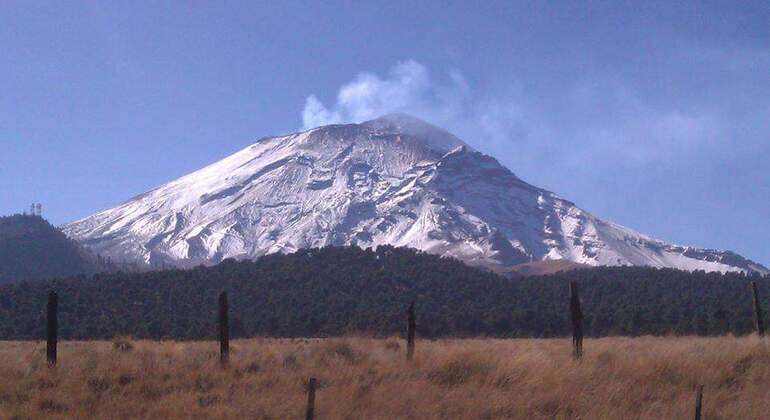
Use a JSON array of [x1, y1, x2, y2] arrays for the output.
[[63, 114, 768, 275]]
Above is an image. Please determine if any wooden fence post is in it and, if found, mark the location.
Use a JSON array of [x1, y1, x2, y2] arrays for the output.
[[46, 290, 58, 368], [569, 281, 583, 360], [218, 291, 229, 366], [751, 281, 764, 336], [694, 385, 703, 420], [407, 301, 416, 361], [305, 377, 317, 420]]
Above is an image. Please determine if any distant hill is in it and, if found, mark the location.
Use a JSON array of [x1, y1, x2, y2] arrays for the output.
[[0, 214, 116, 284], [0, 245, 767, 340]]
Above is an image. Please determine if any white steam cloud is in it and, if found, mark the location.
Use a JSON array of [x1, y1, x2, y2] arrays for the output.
[[301, 60, 465, 130], [300, 60, 723, 173]]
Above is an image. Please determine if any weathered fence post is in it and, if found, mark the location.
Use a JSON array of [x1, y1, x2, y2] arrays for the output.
[[46, 290, 58, 368], [218, 291, 229, 366], [751, 281, 764, 336], [569, 281, 583, 360], [406, 301, 416, 361], [694, 385, 703, 420], [305, 377, 317, 420]]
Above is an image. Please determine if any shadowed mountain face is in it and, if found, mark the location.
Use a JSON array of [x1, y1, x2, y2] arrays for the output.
[[0, 214, 114, 284], [63, 114, 768, 275]]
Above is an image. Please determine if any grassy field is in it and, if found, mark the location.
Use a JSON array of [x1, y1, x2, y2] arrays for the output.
[[1, 336, 769, 419]]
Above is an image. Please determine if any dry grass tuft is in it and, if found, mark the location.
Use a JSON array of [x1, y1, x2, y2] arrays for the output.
[[112, 336, 135, 353], [318, 339, 366, 365], [1, 336, 769, 419], [427, 352, 493, 386]]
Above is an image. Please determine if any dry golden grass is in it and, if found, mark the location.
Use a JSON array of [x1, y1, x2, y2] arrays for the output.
[[1, 336, 769, 419]]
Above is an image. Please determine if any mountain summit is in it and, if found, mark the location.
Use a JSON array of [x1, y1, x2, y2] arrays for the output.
[[362, 113, 473, 153], [64, 115, 768, 274]]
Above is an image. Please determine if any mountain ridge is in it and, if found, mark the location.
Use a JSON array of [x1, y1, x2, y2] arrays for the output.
[[0, 214, 116, 284], [63, 115, 768, 275]]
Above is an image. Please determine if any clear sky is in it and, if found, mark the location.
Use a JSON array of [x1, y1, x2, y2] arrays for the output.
[[1, 1, 768, 265]]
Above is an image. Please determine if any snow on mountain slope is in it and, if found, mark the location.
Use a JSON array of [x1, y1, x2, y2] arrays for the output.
[[63, 114, 769, 275]]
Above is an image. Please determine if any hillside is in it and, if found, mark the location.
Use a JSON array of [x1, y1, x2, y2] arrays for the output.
[[63, 114, 768, 275], [0, 214, 115, 285], [0, 246, 767, 340]]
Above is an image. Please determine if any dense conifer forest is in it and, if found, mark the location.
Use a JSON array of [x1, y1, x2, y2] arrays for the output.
[[0, 245, 767, 340]]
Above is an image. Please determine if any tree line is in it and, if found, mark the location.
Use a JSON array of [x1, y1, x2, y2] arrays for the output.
[[0, 245, 767, 340]]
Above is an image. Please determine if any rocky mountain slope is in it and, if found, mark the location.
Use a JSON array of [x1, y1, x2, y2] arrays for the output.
[[63, 114, 768, 274]]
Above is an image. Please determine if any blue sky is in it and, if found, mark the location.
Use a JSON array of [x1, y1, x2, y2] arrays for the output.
[[1, 1, 768, 265]]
